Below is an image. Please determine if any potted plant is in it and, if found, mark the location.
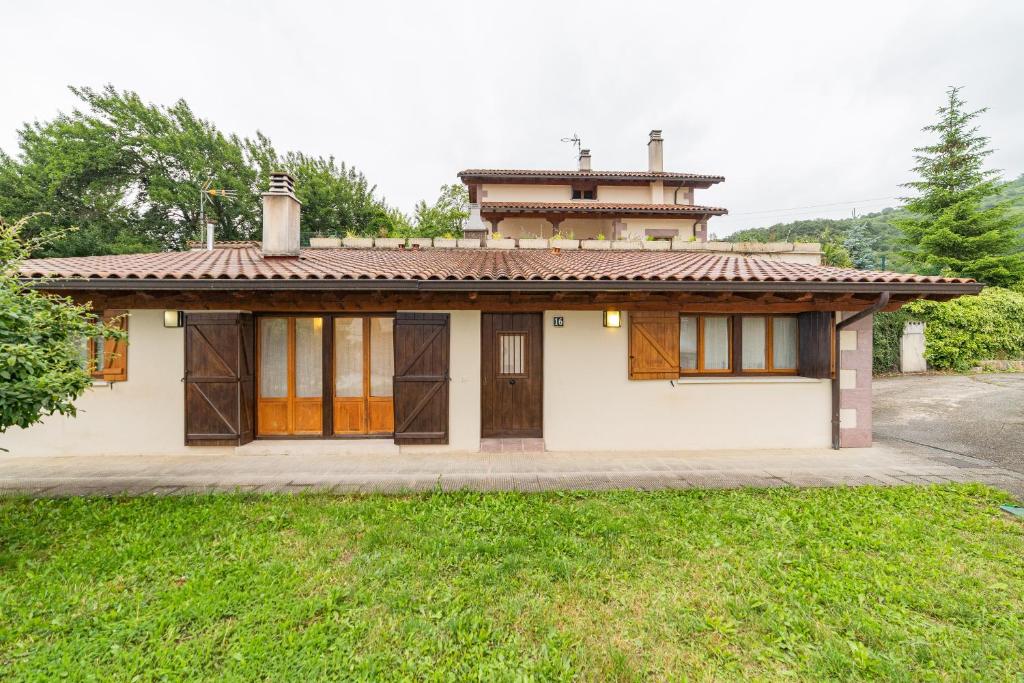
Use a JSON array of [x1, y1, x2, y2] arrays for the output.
[[342, 230, 373, 248], [642, 235, 670, 250], [485, 231, 515, 249], [581, 233, 610, 250], [671, 235, 702, 250], [550, 231, 580, 250], [518, 233, 549, 249], [309, 231, 342, 248], [433, 232, 458, 248], [457, 236, 482, 248]]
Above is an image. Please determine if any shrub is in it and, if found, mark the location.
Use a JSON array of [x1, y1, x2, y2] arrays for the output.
[[903, 287, 1024, 371], [872, 310, 912, 374]]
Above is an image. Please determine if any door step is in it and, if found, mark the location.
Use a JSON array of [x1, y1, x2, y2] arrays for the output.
[[480, 438, 545, 454]]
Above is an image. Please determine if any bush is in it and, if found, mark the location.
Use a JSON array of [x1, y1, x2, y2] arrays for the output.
[[872, 310, 912, 374], [904, 287, 1024, 371]]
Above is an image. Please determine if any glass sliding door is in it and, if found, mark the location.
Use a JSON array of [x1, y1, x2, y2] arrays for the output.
[[256, 316, 323, 436], [333, 316, 394, 435]]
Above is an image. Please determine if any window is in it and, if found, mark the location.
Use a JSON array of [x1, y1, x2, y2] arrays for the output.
[[497, 332, 527, 377], [679, 315, 732, 373], [678, 314, 798, 376], [85, 310, 128, 382], [571, 183, 597, 200]]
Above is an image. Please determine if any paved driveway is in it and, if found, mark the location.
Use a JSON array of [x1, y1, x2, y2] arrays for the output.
[[874, 373, 1024, 477]]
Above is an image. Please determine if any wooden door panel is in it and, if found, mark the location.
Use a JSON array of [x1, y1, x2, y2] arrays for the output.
[[293, 399, 323, 434], [333, 398, 366, 434], [184, 313, 254, 446], [481, 313, 543, 438], [258, 400, 290, 435], [394, 314, 449, 444], [368, 398, 394, 434]]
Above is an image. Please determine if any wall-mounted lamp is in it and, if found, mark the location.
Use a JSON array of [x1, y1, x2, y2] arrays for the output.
[[603, 309, 621, 328], [164, 310, 184, 328]]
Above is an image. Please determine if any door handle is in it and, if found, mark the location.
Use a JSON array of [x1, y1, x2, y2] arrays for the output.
[[508, 379, 516, 385]]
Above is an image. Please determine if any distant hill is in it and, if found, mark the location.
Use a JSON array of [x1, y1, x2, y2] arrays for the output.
[[724, 175, 1024, 271]]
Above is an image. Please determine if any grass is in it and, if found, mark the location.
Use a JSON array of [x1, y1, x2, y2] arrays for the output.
[[1, 485, 1023, 681]]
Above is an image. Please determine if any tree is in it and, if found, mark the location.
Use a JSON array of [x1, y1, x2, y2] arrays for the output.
[[412, 184, 469, 238], [0, 216, 120, 433], [897, 87, 1024, 286], [820, 228, 853, 268], [844, 222, 877, 269]]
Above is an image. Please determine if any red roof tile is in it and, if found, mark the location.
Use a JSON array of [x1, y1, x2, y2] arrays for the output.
[[20, 246, 977, 290], [481, 201, 728, 215], [459, 169, 725, 184]]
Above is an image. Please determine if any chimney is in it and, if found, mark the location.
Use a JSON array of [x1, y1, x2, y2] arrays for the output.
[[261, 171, 301, 256], [578, 148, 592, 172], [647, 129, 663, 173]]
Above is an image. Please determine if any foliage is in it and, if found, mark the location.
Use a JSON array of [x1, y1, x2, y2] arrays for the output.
[[896, 87, 1024, 286], [410, 184, 469, 238], [2, 485, 1023, 679], [844, 221, 877, 269], [872, 309, 912, 374], [0, 216, 119, 432], [904, 287, 1024, 371], [819, 228, 852, 267], [0, 86, 404, 255]]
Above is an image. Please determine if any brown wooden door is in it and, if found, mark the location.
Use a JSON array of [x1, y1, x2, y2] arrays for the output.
[[481, 313, 543, 438], [332, 316, 395, 435], [393, 313, 449, 445], [184, 312, 254, 446], [256, 316, 323, 436]]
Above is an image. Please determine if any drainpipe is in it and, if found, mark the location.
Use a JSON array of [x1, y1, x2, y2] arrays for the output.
[[831, 292, 890, 450]]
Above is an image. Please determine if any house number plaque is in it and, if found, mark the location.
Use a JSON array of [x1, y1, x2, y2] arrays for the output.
[[552, 316, 564, 327]]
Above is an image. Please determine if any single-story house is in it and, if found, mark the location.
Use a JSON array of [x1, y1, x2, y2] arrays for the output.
[[4, 172, 980, 457]]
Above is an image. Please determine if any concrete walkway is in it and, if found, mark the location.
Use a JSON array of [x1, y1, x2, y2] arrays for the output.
[[1, 439, 1022, 498]]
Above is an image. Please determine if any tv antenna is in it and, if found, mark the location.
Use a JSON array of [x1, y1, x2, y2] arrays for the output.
[[199, 179, 238, 250], [561, 133, 582, 154]]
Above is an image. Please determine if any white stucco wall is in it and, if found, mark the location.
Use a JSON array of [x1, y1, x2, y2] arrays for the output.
[[542, 311, 832, 451], [482, 184, 570, 202], [0, 309, 233, 457], [620, 217, 696, 239]]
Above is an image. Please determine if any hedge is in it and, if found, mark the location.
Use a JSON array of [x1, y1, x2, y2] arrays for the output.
[[872, 310, 912, 374]]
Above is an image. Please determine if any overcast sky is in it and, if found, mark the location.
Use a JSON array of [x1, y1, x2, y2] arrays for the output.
[[3, 0, 1022, 235]]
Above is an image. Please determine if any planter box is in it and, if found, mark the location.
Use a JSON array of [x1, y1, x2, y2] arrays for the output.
[[457, 238, 482, 248], [671, 239, 702, 250], [611, 240, 642, 250], [642, 240, 671, 251], [407, 238, 432, 249], [342, 237, 374, 248], [581, 240, 611, 250], [550, 239, 580, 250], [485, 238, 515, 249], [518, 238, 549, 249], [309, 237, 341, 248], [374, 237, 405, 249], [433, 238, 458, 248]]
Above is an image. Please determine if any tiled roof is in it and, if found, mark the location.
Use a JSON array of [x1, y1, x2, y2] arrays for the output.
[[459, 169, 725, 183], [21, 246, 977, 289], [481, 201, 728, 215]]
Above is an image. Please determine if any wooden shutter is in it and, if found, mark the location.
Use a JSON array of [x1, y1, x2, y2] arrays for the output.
[[797, 311, 833, 379], [628, 312, 680, 380], [184, 312, 255, 446], [393, 313, 450, 445], [100, 309, 129, 382]]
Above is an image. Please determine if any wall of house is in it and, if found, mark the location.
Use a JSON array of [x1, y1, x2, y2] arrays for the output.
[[838, 312, 874, 447], [542, 311, 832, 451], [482, 184, 570, 202], [619, 217, 696, 239], [0, 309, 233, 457]]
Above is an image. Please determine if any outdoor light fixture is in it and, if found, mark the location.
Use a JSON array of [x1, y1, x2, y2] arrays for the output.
[[603, 309, 621, 328], [164, 310, 184, 328]]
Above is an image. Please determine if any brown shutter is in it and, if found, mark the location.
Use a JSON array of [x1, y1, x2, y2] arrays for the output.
[[100, 309, 129, 382], [628, 312, 680, 380], [184, 312, 255, 446], [797, 311, 834, 379], [393, 313, 450, 445]]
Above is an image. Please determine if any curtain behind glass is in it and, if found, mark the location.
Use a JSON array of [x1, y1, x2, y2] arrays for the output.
[[703, 317, 730, 370], [773, 317, 798, 369], [370, 318, 394, 397], [741, 317, 767, 370], [679, 316, 698, 370], [259, 318, 288, 398], [294, 318, 323, 398], [334, 318, 363, 397]]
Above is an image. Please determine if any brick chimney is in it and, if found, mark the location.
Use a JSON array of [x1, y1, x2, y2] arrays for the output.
[[647, 130, 663, 173], [578, 148, 592, 172], [261, 171, 301, 256]]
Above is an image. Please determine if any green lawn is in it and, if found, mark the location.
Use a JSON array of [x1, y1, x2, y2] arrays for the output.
[[1, 485, 1022, 681]]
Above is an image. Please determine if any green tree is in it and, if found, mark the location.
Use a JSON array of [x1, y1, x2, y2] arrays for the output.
[[844, 222, 877, 269], [0, 216, 121, 433], [412, 184, 469, 238], [897, 87, 1024, 286]]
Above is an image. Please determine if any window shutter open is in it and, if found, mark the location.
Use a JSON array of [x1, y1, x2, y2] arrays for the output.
[[797, 311, 833, 378], [101, 309, 129, 382], [628, 312, 680, 380], [184, 312, 255, 446], [393, 313, 450, 445]]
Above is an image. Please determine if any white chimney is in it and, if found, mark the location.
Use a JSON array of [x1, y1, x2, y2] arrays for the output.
[[261, 172, 301, 256], [648, 129, 663, 173], [578, 148, 592, 172]]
